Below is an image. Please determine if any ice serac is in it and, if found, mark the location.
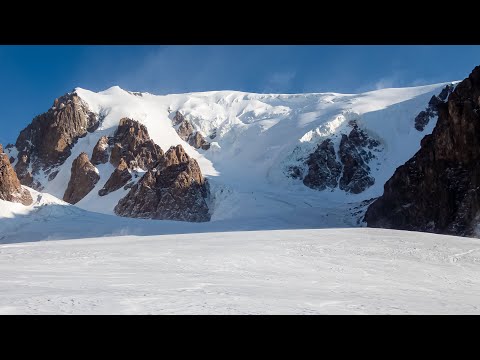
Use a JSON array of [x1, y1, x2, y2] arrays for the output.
[[63, 153, 100, 204], [115, 144, 210, 222], [98, 158, 132, 197], [109, 118, 164, 169], [0, 144, 33, 205], [365, 66, 480, 236], [14, 92, 98, 188]]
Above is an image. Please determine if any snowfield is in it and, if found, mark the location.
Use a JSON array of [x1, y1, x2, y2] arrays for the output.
[[2, 82, 479, 314], [0, 228, 479, 315]]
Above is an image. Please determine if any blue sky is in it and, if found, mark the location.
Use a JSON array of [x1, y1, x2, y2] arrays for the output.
[[1, 45, 479, 144]]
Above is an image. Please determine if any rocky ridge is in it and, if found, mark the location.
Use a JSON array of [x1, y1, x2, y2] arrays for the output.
[[0, 144, 33, 206], [91, 136, 109, 165], [296, 120, 382, 194], [414, 84, 455, 131], [109, 118, 164, 170], [365, 66, 480, 236], [172, 111, 210, 150], [96, 118, 164, 197], [63, 153, 100, 204], [115, 144, 210, 222], [13, 92, 99, 189], [98, 158, 132, 197]]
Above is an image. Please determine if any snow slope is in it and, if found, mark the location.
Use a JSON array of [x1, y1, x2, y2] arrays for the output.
[[4, 82, 457, 225], [2, 82, 479, 315], [0, 187, 359, 244], [0, 228, 479, 314]]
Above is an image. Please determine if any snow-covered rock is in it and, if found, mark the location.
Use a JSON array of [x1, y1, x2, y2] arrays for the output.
[[4, 81, 458, 224]]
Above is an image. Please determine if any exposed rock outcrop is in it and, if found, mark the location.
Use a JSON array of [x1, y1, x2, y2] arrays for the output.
[[109, 118, 164, 170], [0, 144, 33, 205], [303, 139, 341, 190], [177, 118, 194, 141], [14, 92, 98, 188], [63, 153, 100, 204], [189, 132, 211, 150], [414, 84, 454, 131], [338, 123, 379, 194], [172, 111, 186, 126], [93, 118, 164, 198], [302, 121, 380, 193], [365, 66, 480, 236], [91, 136, 109, 165], [172, 111, 210, 150], [14, 152, 38, 189], [98, 158, 132, 197], [115, 144, 210, 222]]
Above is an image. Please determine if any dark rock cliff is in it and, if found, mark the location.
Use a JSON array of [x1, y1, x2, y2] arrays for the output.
[[365, 66, 480, 236], [303, 121, 380, 194]]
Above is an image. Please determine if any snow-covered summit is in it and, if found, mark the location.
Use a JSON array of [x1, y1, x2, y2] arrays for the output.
[[4, 81, 458, 226]]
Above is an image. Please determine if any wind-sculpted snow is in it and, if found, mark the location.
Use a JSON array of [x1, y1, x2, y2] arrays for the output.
[[0, 228, 479, 314]]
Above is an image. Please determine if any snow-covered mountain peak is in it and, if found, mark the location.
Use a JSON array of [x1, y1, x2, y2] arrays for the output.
[[4, 81, 458, 226]]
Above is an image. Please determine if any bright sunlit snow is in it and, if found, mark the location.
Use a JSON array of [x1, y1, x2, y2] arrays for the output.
[[13, 82, 456, 225], [0, 228, 479, 314], [2, 82, 477, 315]]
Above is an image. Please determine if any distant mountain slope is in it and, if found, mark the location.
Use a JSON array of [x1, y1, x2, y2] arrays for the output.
[[4, 82, 456, 226]]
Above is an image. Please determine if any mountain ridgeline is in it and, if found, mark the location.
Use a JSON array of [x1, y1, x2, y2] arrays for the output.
[[1, 69, 478, 235], [5, 93, 211, 222], [365, 66, 480, 236]]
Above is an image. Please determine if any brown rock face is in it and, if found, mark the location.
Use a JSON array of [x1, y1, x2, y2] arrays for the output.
[[91, 136, 109, 165], [98, 158, 132, 197], [14, 153, 37, 188], [172, 111, 210, 150], [177, 119, 194, 141], [365, 66, 480, 236], [189, 132, 211, 150], [0, 145, 33, 205], [172, 111, 186, 126], [63, 153, 100, 204], [114, 145, 210, 222], [14, 92, 98, 188], [109, 118, 164, 170]]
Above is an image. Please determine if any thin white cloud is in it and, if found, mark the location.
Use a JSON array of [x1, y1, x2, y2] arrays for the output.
[[263, 71, 296, 93], [354, 71, 406, 93]]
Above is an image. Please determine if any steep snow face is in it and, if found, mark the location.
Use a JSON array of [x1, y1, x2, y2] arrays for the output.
[[5, 82, 458, 223]]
